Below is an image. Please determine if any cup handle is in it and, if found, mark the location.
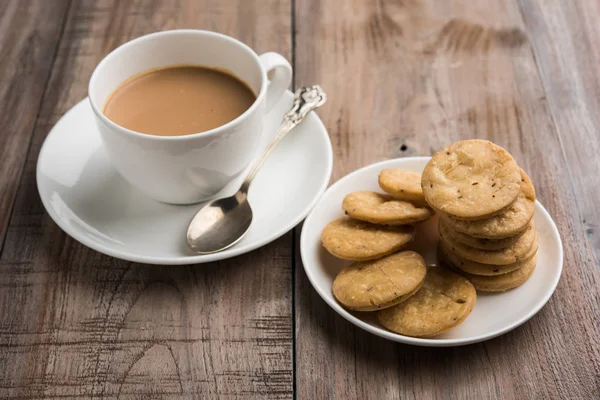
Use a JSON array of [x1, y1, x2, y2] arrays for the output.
[[259, 52, 293, 113]]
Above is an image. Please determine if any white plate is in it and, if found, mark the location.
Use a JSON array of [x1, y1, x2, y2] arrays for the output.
[[37, 90, 332, 264], [300, 157, 563, 347]]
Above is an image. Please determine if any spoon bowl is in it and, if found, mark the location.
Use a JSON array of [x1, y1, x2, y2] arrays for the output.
[[187, 192, 253, 254]]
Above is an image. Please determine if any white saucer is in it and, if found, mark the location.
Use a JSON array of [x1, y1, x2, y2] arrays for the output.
[[300, 157, 563, 347], [37, 90, 332, 264]]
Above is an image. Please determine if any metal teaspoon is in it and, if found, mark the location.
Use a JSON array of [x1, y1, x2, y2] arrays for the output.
[[186, 85, 327, 254]]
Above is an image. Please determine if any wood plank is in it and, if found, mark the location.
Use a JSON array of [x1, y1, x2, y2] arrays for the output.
[[294, 0, 600, 398], [0, 0, 293, 398], [519, 0, 600, 267], [0, 0, 70, 251]]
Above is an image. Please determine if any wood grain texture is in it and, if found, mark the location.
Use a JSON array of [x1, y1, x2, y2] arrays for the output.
[[294, 0, 600, 398], [0, 0, 293, 398], [519, 0, 600, 268], [0, 0, 70, 252]]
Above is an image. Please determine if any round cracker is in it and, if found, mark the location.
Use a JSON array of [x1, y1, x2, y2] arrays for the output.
[[439, 218, 531, 250], [342, 191, 433, 225], [438, 237, 537, 276], [439, 218, 536, 265], [422, 140, 521, 220], [441, 219, 527, 250], [445, 168, 536, 239], [321, 217, 415, 261], [332, 251, 427, 311], [377, 267, 476, 338], [378, 169, 427, 205], [445, 255, 537, 292]]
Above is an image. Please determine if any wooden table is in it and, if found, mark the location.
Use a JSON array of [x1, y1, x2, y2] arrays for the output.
[[1, 1, 599, 398]]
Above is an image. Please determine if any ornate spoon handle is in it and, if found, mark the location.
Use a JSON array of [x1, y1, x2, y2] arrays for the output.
[[240, 85, 327, 193]]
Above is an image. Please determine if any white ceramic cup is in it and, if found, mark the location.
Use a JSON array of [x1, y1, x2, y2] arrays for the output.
[[88, 30, 292, 204]]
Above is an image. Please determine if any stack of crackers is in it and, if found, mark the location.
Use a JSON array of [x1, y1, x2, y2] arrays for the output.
[[422, 139, 538, 292], [321, 171, 477, 338]]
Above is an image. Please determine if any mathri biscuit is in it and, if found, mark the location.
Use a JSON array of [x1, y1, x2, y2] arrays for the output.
[[332, 251, 427, 311], [342, 191, 433, 225], [421, 139, 522, 220], [321, 217, 414, 261], [443, 255, 538, 292], [378, 169, 427, 205], [439, 218, 536, 265], [438, 238, 538, 276], [439, 218, 529, 250], [444, 168, 536, 239], [377, 267, 476, 337]]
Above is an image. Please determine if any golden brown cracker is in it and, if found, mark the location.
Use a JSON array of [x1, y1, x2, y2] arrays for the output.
[[443, 255, 538, 292], [422, 140, 521, 220], [439, 218, 529, 250], [444, 168, 536, 239], [342, 191, 433, 225], [439, 218, 537, 265], [321, 217, 415, 261], [378, 169, 426, 205], [377, 267, 476, 337], [332, 251, 427, 311], [438, 238, 537, 276]]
